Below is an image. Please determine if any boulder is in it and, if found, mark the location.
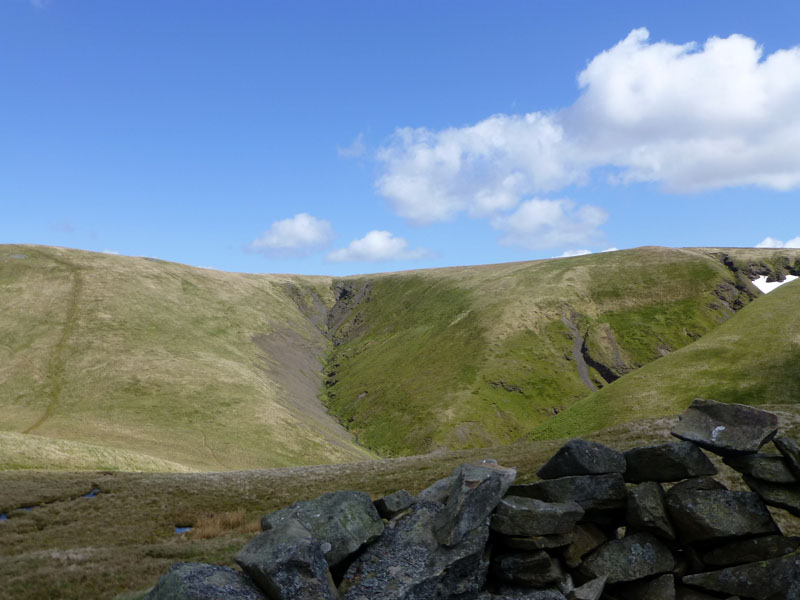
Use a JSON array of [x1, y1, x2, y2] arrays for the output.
[[260, 490, 383, 568], [491, 496, 584, 537], [568, 575, 606, 600], [701, 534, 800, 568], [144, 563, 265, 600], [340, 500, 490, 599], [491, 551, 566, 587], [626, 482, 675, 541], [723, 453, 797, 483], [682, 554, 800, 600], [665, 486, 779, 544], [670, 398, 778, 456], [434, 462, 516, 547], [561, 524, 607, 569], [417, 476, 455, 504], [615, 573, 675, 600], [743, 474, 800, 516], [481, 590, 567, 600], [623, 442, 717, 483], [236, 520, 337, 600], [375, 489, 417, 519], [536, 439, 625, 479], [498, 532, 574, 551], [508, 474, 626, 512], [773, 435, 800, 479], [579, 532, 675, 584]]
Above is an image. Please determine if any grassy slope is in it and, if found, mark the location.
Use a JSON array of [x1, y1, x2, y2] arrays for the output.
[[325, 246, 800, 455], [530, 273, 800, 441], [0, 245, 371, 471], [3, 406, 800, 600]]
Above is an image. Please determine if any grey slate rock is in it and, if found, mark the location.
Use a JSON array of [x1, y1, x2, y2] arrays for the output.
[[561, 523, 607, 569], [236, 520, 337, 600], [579, 532, 675, 584], [665, 486, 779, 544], [491, 551, 566, 587], [260, 489, 383, 568], [375, 489, 417, 518], [616, 573, 675, 600], [568, 575, 606, 600], [773, 435, 800, 479], [743, 474, 800, 516], [701, 534, 800, 568], [491, 496, 584, 537], [434, 462, 516, 547], [723, 453, 798, 483], [498, 532, 574, 551], [667, 476, 726, 495], [682, 554, 800, 600], [536, 439, 625, 479], [480, 591, 567, 600], [624, 442, 717, 483], [670, 398, 778, 456], [626, 481, 675, 540], [508, 473, 626, 512], [418, 475, 455, 504], [340, 500, 490, 600], [144, 563, 265, 600]]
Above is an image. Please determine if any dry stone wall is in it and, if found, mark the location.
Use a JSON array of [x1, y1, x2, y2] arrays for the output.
[[145, 399, 800, 600]]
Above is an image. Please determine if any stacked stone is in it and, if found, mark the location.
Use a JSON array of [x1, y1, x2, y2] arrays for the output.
[[144, 399, 800, 600]]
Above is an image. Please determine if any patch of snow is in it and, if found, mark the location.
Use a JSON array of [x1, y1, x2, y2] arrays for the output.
[[752, 275, 798, 294]]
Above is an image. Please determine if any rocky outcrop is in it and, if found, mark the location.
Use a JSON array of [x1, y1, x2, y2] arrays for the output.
[[146, 398, 800, 600]]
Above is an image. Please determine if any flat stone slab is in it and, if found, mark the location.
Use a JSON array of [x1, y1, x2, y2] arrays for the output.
[[670, 398, 778, 456], [723, 453, 797, 483], [374, 489, 417, 519], [579, 532, 675, 584], [497, 531, 574, 551], [491, 551, 565, 588], [144, 563, 265, 600], [743, 474, 800, 516], [626, 481, 675, 541], [701, 534, 800, 568], [508, 473, 626, 512], [536, 439, 625, 479], [491, 495, 584, 537], [665, 486, 778, 544], [570, 575, 606, 600], [773, 435, 800, 479], [261, 490, 383, 568], [682, 554, 800, 600], [624, 441, 717, 483], [562, 523, 607, 569]]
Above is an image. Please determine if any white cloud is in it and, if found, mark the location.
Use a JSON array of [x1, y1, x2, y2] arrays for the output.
[[101, 249, 120, 255], [491, 199, 608, 250], [338, 133, 366, 158], [559, 249, 592, 258], [327, 230, 429, 262], [376, 28, 800, 244], [756, 236, 800, 248], [250, 213, 335, 256]]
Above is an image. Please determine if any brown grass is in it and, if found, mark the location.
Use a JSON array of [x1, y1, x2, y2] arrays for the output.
[[188, 509, 261, 539]]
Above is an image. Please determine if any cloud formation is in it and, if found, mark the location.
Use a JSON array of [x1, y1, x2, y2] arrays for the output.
[[338, 133, 366, 158], [756, 236, 800, 248], [491, 199, 608, 249], [327, 230, 428, 262], [377, 28, 800, 248], [250, 213, 335, 256]]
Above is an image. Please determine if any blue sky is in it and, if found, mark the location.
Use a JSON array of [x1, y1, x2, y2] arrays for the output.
[[1, 1, 799, 275]]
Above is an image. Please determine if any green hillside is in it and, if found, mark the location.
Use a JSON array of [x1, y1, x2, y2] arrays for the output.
[[0, 245, 371, 471], [529, 272, 800, 441], [323, 246, 800, 455]]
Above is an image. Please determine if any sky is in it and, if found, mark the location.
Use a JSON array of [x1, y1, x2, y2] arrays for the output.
[[1, 1, 799, 276]]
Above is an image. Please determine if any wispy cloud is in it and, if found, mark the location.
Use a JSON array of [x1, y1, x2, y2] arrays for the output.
[[327, 230, 428, 263], [756, 236, 800, 248], [250, 213, 335, 257], [338, 133, 366, 158]]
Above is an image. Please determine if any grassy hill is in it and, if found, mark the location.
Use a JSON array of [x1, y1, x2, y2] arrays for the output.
[[0, 245, 371, 471], [2, 244, 799, 470], [529, 270, 800, 441], [323, 246, 800, 455]]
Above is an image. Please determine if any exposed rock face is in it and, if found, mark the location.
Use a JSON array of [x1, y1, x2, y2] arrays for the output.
[[578, 532, 676, 584], [146, 400, 800, 600], [671, 398, 778, 455], [536, 439, 625, 479], [260, 490, 383, 568], [144, 563, 264, 600], [623, 441, 717, 483], [236, 520, 337, 600]]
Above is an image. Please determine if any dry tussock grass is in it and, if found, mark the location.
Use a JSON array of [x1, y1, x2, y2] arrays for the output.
[[188, 509, 261, 539]]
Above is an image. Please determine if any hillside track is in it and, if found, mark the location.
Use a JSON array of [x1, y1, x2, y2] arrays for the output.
[[23, 256, 83, 434]]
